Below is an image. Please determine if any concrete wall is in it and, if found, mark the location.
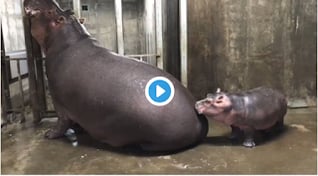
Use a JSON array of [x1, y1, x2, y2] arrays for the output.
[[188, 0, 317, 101]]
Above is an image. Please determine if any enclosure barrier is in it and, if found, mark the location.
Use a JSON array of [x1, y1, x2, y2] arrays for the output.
[[1, 31, 27, 126]]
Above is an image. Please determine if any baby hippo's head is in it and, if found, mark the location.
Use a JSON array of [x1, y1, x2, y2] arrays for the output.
[[195, 88, 232, 116]]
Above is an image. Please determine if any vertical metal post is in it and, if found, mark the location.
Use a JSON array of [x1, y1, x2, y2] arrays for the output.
[[180, 0, 188, 87], [23, 16, 42, 123], [115, 0, 124, 55], [73, 0, 81, 18], [1, 29, 10, 124], [35, 52, 47, 114], [144, 0, 156, 66], [155, 0, 163, 69], [1, 29, 12, 111], [16, 60, 26, 122]]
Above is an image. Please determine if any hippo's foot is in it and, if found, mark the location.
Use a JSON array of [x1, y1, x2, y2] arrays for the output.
[[45, 117, 72, 139], [242, 138, 256, 148], [45, 129, 66, 139], [242, 128, 256, 148]]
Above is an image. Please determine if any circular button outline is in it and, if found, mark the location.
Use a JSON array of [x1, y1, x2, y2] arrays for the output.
[[145, 76, 175, 106]]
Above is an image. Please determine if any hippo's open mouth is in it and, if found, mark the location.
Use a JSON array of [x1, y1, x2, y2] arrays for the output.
[[195, 103, 205, 114]]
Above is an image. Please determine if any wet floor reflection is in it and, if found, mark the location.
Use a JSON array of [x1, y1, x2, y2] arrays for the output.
[[1, 108, 317, 174]]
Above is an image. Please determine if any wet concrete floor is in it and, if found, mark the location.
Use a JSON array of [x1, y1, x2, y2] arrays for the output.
[[1, 108, 317, 174]]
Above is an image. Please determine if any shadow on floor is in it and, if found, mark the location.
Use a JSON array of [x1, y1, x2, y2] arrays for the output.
[[203, 125, 290, 147]]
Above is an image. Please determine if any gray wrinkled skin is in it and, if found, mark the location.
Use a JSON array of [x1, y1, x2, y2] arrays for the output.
[[195, 87, 287, 148], [24, 0, 208, 152]]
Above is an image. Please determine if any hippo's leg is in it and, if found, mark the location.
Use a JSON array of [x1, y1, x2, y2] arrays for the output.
[[229, 125, 243, 140], [242, 128, 256, 148], [45, 117, 72, 139], [45, 102, 72, 139], [265, 117, 285, 134], [274, 117, 285, 131]]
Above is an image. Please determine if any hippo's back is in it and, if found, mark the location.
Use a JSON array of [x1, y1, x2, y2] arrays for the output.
[[236, 87, 287, 129]]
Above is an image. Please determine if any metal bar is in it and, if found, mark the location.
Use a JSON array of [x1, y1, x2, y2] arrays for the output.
[[155, 0, 164, 69], [16, 60, 26, 122], [180, 0, 188, 87], [115, 0, 124, 55], [144, 0, 157, 66], [23, 16, 42, 123], [1, 78, 8, 124], [126, 54, 159, 58], [4, 57, 28, 61], [35, 55, 47, 116], [42, 111, 58, 118], [73, 0, 81, 18], [1, 30, 12, 112], [9, 74, 28, 84]]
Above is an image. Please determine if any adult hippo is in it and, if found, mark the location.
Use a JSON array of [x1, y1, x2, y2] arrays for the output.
[[23, 0, 208, 152]]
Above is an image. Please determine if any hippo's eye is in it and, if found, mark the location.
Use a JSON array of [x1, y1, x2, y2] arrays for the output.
[[206, 98, 213, 103]]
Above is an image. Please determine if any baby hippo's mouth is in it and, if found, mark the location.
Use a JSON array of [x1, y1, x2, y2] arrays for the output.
[[195, 103, 205, 114]]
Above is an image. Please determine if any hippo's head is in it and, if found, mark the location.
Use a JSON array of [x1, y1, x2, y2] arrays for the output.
[[24, 0, 61, 15], [195, 88, 232, 116], [23, 0, 75, 50]]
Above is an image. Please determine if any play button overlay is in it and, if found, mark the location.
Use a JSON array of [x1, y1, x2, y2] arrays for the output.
[[145, 76, 175, 106]]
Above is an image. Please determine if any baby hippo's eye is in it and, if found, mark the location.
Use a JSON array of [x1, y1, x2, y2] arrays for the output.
[[217, 95, 224, 100], [206, 98, 213, 103]]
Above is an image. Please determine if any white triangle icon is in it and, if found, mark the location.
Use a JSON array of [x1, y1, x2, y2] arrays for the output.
[[156, 85, 165, 98]]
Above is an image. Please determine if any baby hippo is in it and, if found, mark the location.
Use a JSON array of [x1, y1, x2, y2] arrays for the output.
[[195, 87, 287, 148]]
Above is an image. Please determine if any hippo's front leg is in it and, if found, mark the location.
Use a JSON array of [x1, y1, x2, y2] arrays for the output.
[[45, 101, 72, 139], [229, 125, 243, 140], [45, 117, 71, 139], [242, 128, 256, 148]]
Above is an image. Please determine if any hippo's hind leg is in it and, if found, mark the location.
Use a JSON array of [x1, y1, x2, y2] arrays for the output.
[[45, 102, 72, 139], [242, 127, 256, 148], [263, 117, 285, 134]]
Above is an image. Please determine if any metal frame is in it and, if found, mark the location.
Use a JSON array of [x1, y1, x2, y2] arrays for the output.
[[180, 0, 188, 87], [113, 0, 164, 68], [115, 0, 125, 55], [1, 29, 26, 126]]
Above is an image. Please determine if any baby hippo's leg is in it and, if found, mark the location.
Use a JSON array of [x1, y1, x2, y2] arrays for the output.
[[242, 127, 256, 148], [229, 125, 243, 140]]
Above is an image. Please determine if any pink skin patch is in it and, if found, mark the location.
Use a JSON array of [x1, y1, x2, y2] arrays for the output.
[[196, 105, 206, 114]]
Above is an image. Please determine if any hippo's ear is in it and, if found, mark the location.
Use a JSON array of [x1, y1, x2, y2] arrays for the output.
[[56, 16, 66, 23], [213, 94, 231, 108]]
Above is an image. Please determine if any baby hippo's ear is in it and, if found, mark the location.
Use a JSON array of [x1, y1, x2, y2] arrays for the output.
[[213, 94, 232, 108], [216, 88, 221, 93]]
